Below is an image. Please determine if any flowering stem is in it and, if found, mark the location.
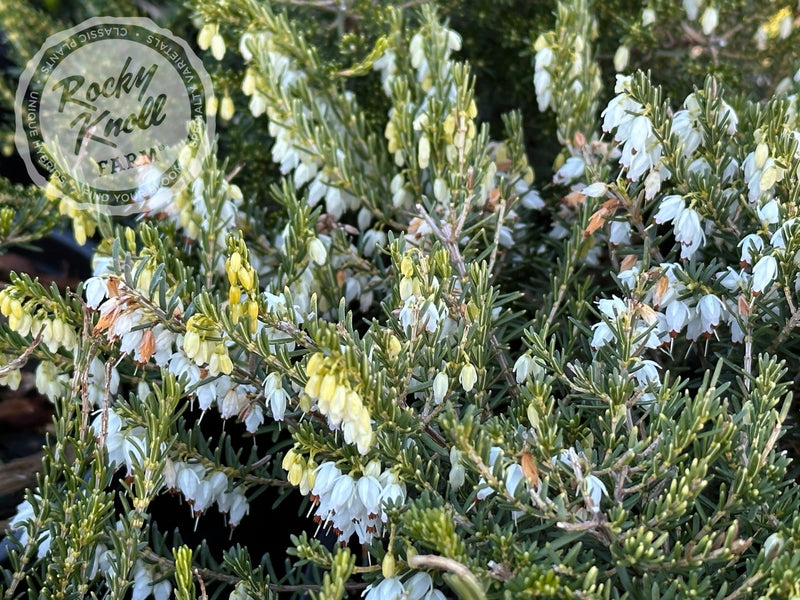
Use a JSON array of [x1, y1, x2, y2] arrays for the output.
[[416, 203, 517, 394]]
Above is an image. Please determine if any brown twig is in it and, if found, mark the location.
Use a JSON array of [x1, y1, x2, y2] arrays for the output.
[[0, 332, 42, 377]]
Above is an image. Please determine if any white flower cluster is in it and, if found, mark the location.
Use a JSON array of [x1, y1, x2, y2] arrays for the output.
[[533, 17, 598, 115], [91, 408, 148, 477], [164, 459, 249, 526], [170, 351, 265, 430], [88, 405, 250, 525], [602, 75, 667, 196], [394, 253, 455, 341], [363, 571, 445, 600], [722, 218, 795, 299], [591, 254, 770, 358], [0, 352, 21, 390], [91, 540, 171, 600], [10, 502, 177, 600], [374, 23, 461, 99], [240, 30, 362, 220], [471, 445, 610, 519], [308, 460, 406, 545], [554, 448, 608, 513], [671, 92, 738, 158], [652, 194, 706, 260], [132, 137, 244, 247], [380, 18, 508, 229], [87, 275, 177, 367], [275, 233, 381, 316], [602, 81, 740, 260]]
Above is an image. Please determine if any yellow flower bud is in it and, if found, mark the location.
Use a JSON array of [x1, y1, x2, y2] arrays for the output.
[[387, 335, 402, 358], [319, 373, 338, 403], [45, 179, 60, 200], [51, 318, 65, 344], [220, 96, 235, 121], [299, 468, 316, 495], [197, 23, 215, 50], [399, 276, 413, 300], [0, 293, 11, 317], [10, 298, 23, 320], [217, 352, 234, 375], [281, 448, 298, 470], [306, 353, 323, 377], [400, 256, 414, 278], [242, 71, 256, 96], [73, 221, 87, 246], [248, 300, 259, 326], [228, 251, 242, 276], [287, 462, 303, 486], [305, 373, 323, 398], [183, 330, 201, 358], [382, 553, 396, 579], [443, 114, 456, 138], [229, 285, 241, 305], [237, 266, 253, 290], [206, 95, 218, 117]]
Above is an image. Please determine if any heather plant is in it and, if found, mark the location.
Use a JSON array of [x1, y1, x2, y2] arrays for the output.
[[3, 1, 800, 599]]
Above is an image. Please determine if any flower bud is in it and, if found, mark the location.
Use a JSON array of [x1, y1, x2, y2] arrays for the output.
[[613, 46, 630, 72], [197, 24, 214, 50], [459, 363, 477, 392], [308, 238, 327, 265], [381, 553, 396, 579], [433, 372, 448, 403], [701, 7, 718, 35], [763, 532, 784, 560], [220, 96, 235, 121], [206, 95, 218, 117], [211, 33, 226, 61], [242, 71, 256, 96], [418, 135, 431, 169]]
